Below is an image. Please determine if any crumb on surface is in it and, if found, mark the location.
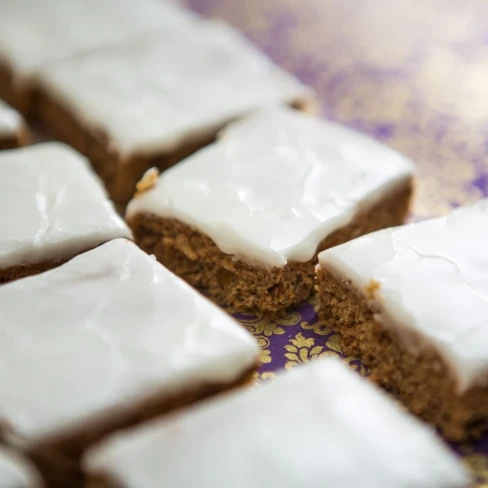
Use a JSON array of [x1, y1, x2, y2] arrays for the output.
[[134, 168, 160, 198], [364, 279, 381, 300]]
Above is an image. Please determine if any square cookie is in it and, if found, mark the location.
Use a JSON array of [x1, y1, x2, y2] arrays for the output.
[[316, 199, 488, 441], [0, 142, 131, 284], [0, 239, 259, 486], [0, 100, 28, 149], [0, 446, 43, 488], [35, 20, 312, 203], [84, 359, 468, 488], [0, 0, 195, 113], [126, 107, 415, 316]]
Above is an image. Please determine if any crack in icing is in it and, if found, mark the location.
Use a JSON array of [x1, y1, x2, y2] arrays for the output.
[[0, 143, 131, 269], [0, 240, 259, 446], [319, 199, 488, 392], [32, 169, 71, 248]]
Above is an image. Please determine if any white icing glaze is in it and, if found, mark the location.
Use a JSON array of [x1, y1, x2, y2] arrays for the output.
[[0, 100, 24, 137], [318, 199, 488, 393], [0, 0, 196, 81], [0, 446, 42, 487], [0, 142, 131, 269], [0, 239, 259, 447], [84, 359, 468, 488], [36, 21, 311, 156], [127, 107, 415, 268]]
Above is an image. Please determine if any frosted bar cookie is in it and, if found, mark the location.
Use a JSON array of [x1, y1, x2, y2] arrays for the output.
[[0, 239, 259, 487], [0, 0, 195, 113], [0, 447, 43, 488], [83, 359, 468, 488], [316, 199, 488, 441], [0, 100, 28, 149], [35, 20, 312, 203], [126, 107, 415, 316], [0, 143, 131, 284]]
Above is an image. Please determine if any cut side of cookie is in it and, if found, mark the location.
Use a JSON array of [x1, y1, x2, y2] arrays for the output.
[[127, 106, 415, 316], [0, 239, 259, 486], [35, 20, 313, 203], [83, 358, 469, 488], [316, 199, 488, 441]]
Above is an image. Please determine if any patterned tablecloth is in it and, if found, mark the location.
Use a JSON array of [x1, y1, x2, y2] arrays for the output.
[[185, 0, 488, 484]]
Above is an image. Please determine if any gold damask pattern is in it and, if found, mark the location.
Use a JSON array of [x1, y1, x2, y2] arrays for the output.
[[186, 0, 488, 482], [284, 332, 340, 368], [464, 454, 488, 486]]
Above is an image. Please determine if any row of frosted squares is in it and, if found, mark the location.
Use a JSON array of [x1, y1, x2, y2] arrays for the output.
[[0, 0, 484, 486]]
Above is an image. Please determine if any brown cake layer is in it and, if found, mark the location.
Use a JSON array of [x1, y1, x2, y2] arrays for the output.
[[0, 127, 29, 150], [0, 259, 70, 285], [3, 367, 256, 488], [0, 134, 22, 150], [128, 180, 413, 317], [0, 62, 31, 115], [316, 266, 488, 442], [0, 239, 114, 285], [34, 87, 216, 205], [86, 473, 113, 488], [35, 85, 314, 205]]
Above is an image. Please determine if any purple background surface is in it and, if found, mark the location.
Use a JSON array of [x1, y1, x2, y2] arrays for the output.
[[186, 0, 488, 484]]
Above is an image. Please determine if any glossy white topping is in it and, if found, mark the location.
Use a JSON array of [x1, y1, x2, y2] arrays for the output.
[[0, 239, 259, 447], [127, 107, 415, 268], [0, 0, 196, 81], [0, 142, 131, 269], [0, 100, 24, 137], [84, 359, 468, 488], [0, 446, 42, 487], [318, 199, 488, 393], [37, 21, 311, 156]]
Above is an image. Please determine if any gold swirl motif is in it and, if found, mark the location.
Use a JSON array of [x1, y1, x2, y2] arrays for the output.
[[300, 320, 334, 336], [300, 321, 368, 375], [238, 311, 301, 337], [344, 357, 367, 377], [256, 335, 272, 364], [463, 454, 488, 485], [325, 333, 342, 354], [252, 371, 277, 384], [284, 332, 341, 369]]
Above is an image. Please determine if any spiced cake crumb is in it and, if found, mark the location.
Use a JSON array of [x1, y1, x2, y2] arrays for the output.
[[317, 199, 488, 441], [34, 19, 312, 203], [127, 106, 415, 316], [134, 168, 160, 198], [364, 279, 381, 300], [0, 239, 259, 487]]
